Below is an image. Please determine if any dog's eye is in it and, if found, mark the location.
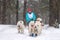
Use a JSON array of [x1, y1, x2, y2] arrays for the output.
[[40, 21, 42, 23], [20, 22, 22, 23], [35, 26, 36, 28]]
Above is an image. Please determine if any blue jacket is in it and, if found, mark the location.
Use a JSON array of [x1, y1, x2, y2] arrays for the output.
[[25, 12, 37, 23]]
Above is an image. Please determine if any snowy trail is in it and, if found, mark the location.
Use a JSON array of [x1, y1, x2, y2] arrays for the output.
[[0, 25, 60, 40]]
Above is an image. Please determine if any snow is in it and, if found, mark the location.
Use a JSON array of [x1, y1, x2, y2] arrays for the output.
[[0, 24, 60, 40]]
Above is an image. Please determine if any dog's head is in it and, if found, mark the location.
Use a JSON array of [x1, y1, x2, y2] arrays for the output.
[[36, 18, 42, 23], [17, 20, 24, 25], [29, 21, 34, 25], [17, 20, 24, 26], [20, 21, 24, 24], [35, 21, 42, 28], [29, 21, 35, 27]]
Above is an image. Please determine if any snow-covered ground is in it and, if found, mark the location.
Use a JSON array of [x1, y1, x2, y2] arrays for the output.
[[0, 24, 60, 40]]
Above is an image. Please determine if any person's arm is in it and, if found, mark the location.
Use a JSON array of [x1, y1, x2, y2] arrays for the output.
[[33, 12, 37, 21], [25, 13, 30, 23]]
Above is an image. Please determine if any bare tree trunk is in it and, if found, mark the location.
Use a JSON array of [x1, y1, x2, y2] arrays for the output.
[[58, 0, 60, 24], [16, 0, 19, 23], [0, 0, 2, 23], [49, 0, 59, 27], [24, 0, 27, 25], [2, 0, 7, 24]]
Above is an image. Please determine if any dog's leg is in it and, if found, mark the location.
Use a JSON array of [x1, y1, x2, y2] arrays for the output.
[[21, 28, 24, 34], [18, 28, 20, 33]]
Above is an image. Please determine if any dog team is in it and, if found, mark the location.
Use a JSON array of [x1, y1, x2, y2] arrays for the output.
[[17, 18, 44, 37]]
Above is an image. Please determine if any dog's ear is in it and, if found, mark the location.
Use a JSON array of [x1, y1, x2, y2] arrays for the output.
[[20, 21, 22, 23]]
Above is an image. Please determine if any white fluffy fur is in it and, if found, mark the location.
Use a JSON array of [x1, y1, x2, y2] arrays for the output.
[[17, 20, 24, 33], [17, 20, 24, 26], [35, 21, 42, 35], [28, 21, 35, 34], [36, 18, 44, 26], [29, 20, 42, 35], [36, 18, 42, 21]]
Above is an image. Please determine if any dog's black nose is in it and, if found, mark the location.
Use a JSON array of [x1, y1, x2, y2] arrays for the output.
[[31, 25, 34, 27], [35, 26, 36, 28]]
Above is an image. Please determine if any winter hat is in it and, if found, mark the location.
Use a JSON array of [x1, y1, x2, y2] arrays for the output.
[[27, 8, 32, 12]]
